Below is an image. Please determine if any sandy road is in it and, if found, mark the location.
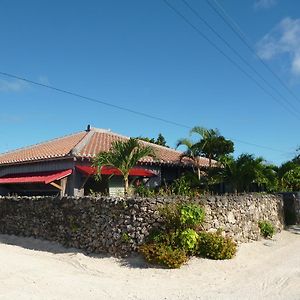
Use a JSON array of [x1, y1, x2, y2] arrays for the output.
[[0, 229, 299, 300]]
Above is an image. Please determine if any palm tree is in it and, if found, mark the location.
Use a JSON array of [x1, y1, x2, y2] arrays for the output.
[[176, 138, 202, 180], [93, 138, 155, 195], [219, 154, 277, 193], [190, 126, 234, 167], [281, 166, 300, 191]]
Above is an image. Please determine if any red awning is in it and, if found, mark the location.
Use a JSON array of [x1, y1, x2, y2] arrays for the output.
[[0, 169, 73, 185], [76, 165, 155, 177]]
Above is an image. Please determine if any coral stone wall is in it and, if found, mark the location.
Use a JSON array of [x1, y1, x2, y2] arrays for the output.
[[0, 194, 284, 256], [200, 194, 283, 242]]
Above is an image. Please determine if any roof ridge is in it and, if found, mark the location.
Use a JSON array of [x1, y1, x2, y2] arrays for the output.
[[90, 127, 182, 153], [138, 139, 182, 153], [0, 131, 85, 157], [71, 130, 95, 156]]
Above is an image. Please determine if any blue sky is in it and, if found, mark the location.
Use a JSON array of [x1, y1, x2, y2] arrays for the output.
[[0, 0, 299, 165]]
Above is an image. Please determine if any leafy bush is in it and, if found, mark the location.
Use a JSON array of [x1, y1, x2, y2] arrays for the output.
[[149, 229, 179, 247], [171, 176, 193, 196], [179, 229, 199, 253], [140, 201, 238, 268], [197, 231, 237, 260], [159, 202, 182, 229], [139, 243, 188, 269], [180, 204, 205, 228], [258, 220, 275, 238], [160, 202, 205, 230], [121, 232, 131, 243]]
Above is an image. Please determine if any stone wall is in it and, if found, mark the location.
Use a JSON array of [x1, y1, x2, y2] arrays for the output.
[[281, 192, 300, 225], [0, 194, 284, 256]]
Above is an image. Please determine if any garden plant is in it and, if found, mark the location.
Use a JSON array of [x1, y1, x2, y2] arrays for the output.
[[139, 201, 237, 268]]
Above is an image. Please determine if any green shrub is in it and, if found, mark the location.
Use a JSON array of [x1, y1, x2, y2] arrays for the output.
[[171, 176, 193, 196], [159, 202, 182, 229], [134, 184, 156, 197], [180, 204, 205, 228], [258, 220, 275, 238], [197, 231, 237, 260], [160, 202, 205, 230], [121, 232, 131, 243], [139, 243, 188, 269], [180, 228, 199, 253], [149, 229, 179, 247]]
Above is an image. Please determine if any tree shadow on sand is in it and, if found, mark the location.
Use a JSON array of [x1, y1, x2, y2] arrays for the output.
[[0, 233, 156, 269], [287, 225, 300, 235]]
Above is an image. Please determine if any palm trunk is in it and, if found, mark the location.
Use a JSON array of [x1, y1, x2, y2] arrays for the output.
[[197, 167, 201, 181], [124, 175, 129, 196]]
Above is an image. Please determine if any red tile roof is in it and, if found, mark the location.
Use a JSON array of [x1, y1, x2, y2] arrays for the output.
[[0, 132, 88, 165], [0, 128, 212, 167]]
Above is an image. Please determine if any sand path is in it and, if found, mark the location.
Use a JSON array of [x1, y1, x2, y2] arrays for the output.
[[0, 229, 299, 300]]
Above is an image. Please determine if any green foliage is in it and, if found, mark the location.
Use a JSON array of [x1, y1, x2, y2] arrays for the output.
[[190, 126, 234, 167], [134, 184, 156, 197], [160, 202, 205, 230], [150, 230, 179, 247], [197, 231, 237, 260], [140, 202, 205, 268], [179, 229, 199, 253], [180, 204, 205, 228], [258, 220, 275, 238], [156, 133, 168, 147], [140, 201, 237, 268], [139, 243, 188, 269], [280, 166, 300, 191], [121, 232, 131, 243], [217, 154, 278, 193], [171, 176, 193, 196], [159, 202, 182, 229], [135, 173, 200, 198], [137, 133, 169, 147], [93, 138, 155, 195]]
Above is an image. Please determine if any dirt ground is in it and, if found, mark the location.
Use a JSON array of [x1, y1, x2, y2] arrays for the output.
[[0, 227, 299, 300]]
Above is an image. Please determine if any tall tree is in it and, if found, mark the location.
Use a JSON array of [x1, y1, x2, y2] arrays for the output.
[[281, 166, 300, 191], [93, 138, 155, 195], [219, 154, 277, 193], [190, 126, 234, 167], [176, 138, 202, 180], [137, 133, 169, 147], [156, 133, 168, 147]]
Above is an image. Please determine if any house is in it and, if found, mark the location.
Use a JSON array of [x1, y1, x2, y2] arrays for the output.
[[0, 126, 212, 196]]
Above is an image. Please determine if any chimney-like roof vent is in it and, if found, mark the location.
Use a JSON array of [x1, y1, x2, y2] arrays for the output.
[[86, 124, 91, 132]]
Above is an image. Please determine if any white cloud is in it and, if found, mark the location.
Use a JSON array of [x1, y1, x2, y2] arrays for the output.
[[256, 17, 300, 76], [0, 78, 28, 92], [254, 0, 278, 10]]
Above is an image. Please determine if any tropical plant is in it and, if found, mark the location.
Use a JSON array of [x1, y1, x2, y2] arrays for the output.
[[156, 133, 168, 147], [179, 228, 199, 253], [176, 138, 203, 180], [190, 126, 234, 167], [137, 133, 169, 147], [180, 204, 205, 228], [197, 231, 237, 260], [93, 138, 155, 195], [140, 200, 237, 268], [218, 154, 278, 193], [258, 220, 275, 238], [160, 202, 205, 230], [139, 243, 188, 269], [176, 126, 234, 182], [171, 176, 193, 196], [281, 166, 300, 191]]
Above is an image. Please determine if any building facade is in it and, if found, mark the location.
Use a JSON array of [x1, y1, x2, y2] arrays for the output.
[[0, 126, 212, 196]]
